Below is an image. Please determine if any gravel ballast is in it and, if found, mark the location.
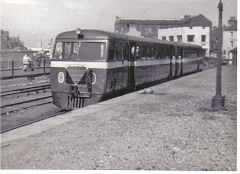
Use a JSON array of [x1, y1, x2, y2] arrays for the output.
[[1, 66, 237, 170]]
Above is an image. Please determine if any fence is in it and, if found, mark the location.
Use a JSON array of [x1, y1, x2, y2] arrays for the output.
[[1, 59, 50, 79]]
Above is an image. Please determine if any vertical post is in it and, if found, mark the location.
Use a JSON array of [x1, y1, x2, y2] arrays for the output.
[[212, 0, 225, 110], [43, 59, 46, 74], [11, 60, 14, 78]]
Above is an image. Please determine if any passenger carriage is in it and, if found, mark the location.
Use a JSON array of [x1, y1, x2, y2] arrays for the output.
[[50, 29, 203, 110]]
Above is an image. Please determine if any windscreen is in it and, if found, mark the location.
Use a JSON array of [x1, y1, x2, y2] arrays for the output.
[[53, 41, 106, 60]]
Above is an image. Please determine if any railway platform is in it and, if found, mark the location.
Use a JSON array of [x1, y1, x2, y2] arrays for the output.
[[1, 66, 237, 170]]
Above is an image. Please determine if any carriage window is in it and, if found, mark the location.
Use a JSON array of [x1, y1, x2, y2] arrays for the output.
[[158, 46, 169, 59], [151, 47, 156, 59], [115, 41, 122, 60], [146, 47, 151, 57], [64, 43, 71, 58], [108, 41, 115, 60], [131, 46, 135, 56], [135, 46, 141, 59], [108, 40, 124, 60], [54, 42, 63, 59], [183, 49, 198, 58], [53, 42, 79, 59], [78, 42, 106, 60], [123, 42, 129, 60], [53, 41, 106, 60]]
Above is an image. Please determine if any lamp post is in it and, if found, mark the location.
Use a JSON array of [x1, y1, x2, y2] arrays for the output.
[[212, 0, 225, 110]]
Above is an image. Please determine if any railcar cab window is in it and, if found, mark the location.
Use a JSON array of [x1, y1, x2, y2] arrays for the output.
[[108, 40, 128, 61], [53, 41, 106, 60], [78, 42, 106, 60]]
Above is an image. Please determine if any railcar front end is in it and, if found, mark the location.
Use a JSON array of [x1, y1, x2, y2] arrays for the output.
[[50, 30, 109, 110]]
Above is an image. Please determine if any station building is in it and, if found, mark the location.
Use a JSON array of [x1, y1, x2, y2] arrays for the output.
[[114, 14, 212, 56], [0, 29, 26, 50], [222, 17, 237, 64]]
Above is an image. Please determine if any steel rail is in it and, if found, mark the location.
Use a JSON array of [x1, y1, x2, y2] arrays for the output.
[[1, 110, 68, 134], [1, 95, 52, 115], [0, 85, 50, 97]]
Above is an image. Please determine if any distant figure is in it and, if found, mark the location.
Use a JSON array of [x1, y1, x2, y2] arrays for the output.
[[33, 52, 41, 67], [23, 54, 34, 71]]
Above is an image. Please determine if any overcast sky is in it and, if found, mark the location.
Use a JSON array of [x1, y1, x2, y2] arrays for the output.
[[0, 0, 237, 48]]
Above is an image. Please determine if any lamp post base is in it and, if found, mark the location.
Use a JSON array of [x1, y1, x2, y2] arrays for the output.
[[212, 95, 225, 110]]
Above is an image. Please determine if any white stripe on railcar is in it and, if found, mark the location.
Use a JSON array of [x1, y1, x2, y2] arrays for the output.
[[51, 61, 128, 69], [51, 59, 173, 69], [134, 59, 171, 66], [182, 57, 200, 63]]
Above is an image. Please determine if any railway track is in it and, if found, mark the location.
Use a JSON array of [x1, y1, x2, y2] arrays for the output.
[[1, 84, 52, 115], [1, 109, 68, 134], [0, 83, 70, 134], [0, 84, 50, 97]]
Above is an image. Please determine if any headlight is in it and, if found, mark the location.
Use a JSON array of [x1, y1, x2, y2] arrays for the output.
[[58, 72, 64, 83], [91, 72, 96, 85]]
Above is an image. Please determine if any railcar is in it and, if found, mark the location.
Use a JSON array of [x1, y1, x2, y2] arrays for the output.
[[50, 29, 203, 110]]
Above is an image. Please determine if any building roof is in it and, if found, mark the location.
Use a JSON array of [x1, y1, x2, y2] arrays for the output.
[[223, 24, 237, 31], [115, 14, 212, 28], [229, 47, 237, 53]]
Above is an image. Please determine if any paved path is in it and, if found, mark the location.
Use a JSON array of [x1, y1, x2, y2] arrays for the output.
[[1, 66, 237, 170]]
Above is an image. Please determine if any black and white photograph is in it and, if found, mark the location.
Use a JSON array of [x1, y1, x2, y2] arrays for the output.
[[0, 0, 238, 172]]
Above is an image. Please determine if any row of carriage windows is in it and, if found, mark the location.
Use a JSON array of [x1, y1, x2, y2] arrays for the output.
[[109, 40, 174, 61], [53, 40, 200, 60], [54, 42, 106, 60], [109, 40, 200, 60]]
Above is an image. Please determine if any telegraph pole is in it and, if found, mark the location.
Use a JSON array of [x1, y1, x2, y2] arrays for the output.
[[212, 0, 225, 110]]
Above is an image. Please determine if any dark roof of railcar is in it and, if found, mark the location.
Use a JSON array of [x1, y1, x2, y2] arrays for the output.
[[127, 35, 175, 46], [56, 29, 175, 46], [56, 30, 126, 40], [176, 42, 202, 49]]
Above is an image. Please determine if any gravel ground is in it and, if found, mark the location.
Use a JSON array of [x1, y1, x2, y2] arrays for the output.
[[0, 66, 237, 170]]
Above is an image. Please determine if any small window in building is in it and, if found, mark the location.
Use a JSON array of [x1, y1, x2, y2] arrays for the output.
[[177, 35, 182, 42], [162, 36, 166, 40], [169, 36, 174, 42], [201, 35, 206, 42], [231, 41, 234, 48], [187, 35, 195, 42], [231, 32, 233, 37], [203, 26, 205, 29]]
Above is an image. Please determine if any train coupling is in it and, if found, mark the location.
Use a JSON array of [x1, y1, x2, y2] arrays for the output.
[[70, 84, 92, 98]]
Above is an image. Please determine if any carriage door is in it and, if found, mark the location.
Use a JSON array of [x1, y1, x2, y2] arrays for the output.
[[180, 48, 183, 76], [169, 46, 173, 80], [174, 46, 179, 78], [128, 41, 136, 90]]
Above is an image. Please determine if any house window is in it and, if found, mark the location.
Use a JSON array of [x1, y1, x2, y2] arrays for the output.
[[162, 36, 166, 40], [231, 32, 233, 37], [187, 35, 195, 42], [231, 41, 234, 48], [201, 35, 206, 42], [169, 36, 174, 41], [177, 35, 182, 42]]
